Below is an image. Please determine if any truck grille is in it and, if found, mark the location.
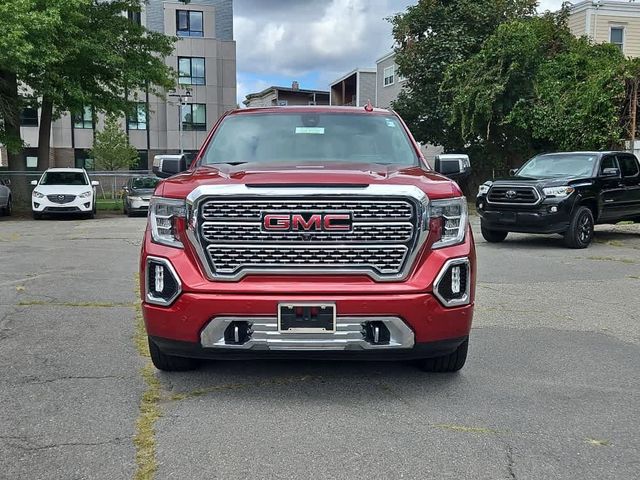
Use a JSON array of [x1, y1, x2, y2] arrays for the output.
[[47, 194, 76, 204], [487, 186, 539, 205], [193, 195, 423, 281]]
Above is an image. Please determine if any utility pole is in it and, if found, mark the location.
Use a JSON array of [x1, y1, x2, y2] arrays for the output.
[[168, 89, 192, 156], [631, 77, 638, 154]]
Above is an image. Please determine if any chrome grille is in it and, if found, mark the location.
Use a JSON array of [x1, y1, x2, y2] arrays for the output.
[[202, 222, 413, 243], [47, 194, 76, 204], [487, 186, 540, 205], [207, 245, 408, 274], [202, 200, 413, 220], [191, 192, 426, 281]]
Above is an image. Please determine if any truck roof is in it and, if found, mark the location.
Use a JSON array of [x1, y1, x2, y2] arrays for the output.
[[232, 105, 393, 116]]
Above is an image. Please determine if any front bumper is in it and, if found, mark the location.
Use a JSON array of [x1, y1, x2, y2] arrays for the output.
[[33, 197, 93, 213], [127, 197, 151, 212], [477, 195, 574, 234]]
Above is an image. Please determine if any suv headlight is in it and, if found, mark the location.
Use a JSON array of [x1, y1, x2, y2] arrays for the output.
[[33, 191, 45, 199], [149, 197, 186, 248], [543, 186, 574, 198], [430, 197, 468, 249], [79, 191, 92, 198], [477, 182, 492, 196]]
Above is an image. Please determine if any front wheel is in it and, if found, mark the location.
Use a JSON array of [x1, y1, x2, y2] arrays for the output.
[[418, 340, 468, 373], [481, 223, 508, 243], [564, 206, 594, 249], [32, 211, 42, 220], [1, 196, 10, 216], [148, 337, 199, 371]]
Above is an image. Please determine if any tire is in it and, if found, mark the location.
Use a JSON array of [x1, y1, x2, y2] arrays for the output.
[[481, 223, 508, 243], [418, 340, 468, 373], [148, 337, 199, 372], [5, 197, 11, 216], [563, 206, 594, 249], [32, 211, 42, 220], [123, 200, 128, 215]]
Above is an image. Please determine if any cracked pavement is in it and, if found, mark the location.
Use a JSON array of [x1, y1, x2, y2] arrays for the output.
[[0, 214, 639, 479]]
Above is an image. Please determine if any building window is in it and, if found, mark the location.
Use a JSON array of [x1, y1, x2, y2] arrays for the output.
[[127, 9, 141, 25], [277, 100, 288, 106], [610, 26, 624, 51], [73, 106, 93, 129], [133, 151, 148, 171], [384, 65, 395, 87], [178, 57, 205, 85], [176, 10, 203, 37], [181, 103, 206, 131], [20, 107, 39, 126], [74, 149, 95, 170], [128, 103, 147, 130], [24, 148, 38, 169]]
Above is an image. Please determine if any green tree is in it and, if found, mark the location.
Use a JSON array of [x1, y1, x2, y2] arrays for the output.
[[0, 0, 175, 170], [389, 0, 537, 151], [90, 116, 139, 171]]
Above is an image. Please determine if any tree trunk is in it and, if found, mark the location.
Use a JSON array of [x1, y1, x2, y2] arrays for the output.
[[37, 96, 54, 170], [0, 69, 23, 170]]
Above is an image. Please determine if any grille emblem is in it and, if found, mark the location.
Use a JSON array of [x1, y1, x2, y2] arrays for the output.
[[262, 213, 352, 232], [505, 190, 517, 199], [58, 195, 65, 200]]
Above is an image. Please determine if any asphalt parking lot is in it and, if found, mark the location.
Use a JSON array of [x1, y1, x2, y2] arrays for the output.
[[0, 213, 639, 479]]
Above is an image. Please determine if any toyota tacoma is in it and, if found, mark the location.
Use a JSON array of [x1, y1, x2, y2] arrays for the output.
[[141, 106, 476, 372], [477, 151, 640, 248]]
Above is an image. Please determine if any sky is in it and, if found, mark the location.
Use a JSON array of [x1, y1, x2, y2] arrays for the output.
[[234, 0, 565, 105]]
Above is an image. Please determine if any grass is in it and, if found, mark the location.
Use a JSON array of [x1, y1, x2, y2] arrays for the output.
[[96, 198, 123, 211]]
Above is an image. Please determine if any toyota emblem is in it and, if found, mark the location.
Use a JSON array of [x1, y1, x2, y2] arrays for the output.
[[505, 190, 517, 199]]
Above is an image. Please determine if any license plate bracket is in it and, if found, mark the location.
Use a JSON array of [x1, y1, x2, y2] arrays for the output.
[[278, 303, 336, 333]]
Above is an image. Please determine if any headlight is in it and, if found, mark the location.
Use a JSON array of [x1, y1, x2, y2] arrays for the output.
[[430, 197, 468, 249], [129, 196, 142, 201], [32, 191, 45, 198], [79, 191, 92, 198], [477, 182, 492, 197], [543, 186, 574, 198], [149, 197, 186, 248]]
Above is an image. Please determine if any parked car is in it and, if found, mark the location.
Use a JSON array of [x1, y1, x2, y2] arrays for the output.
[[31, 168, 99, 219], [123, 176, 160, 216], [0, 178, 11, 216], [476, 151, 640, 248], [141, 106, 475, 373]]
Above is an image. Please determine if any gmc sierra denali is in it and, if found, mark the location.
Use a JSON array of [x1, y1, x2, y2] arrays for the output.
[[141, 106, 476, 372], [477, 151, 640, 248]]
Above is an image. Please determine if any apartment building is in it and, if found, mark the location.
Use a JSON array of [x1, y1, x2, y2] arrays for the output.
[[375, 52, 407, 109], [569, 0, 640, 57], [243, 82, 329, 108], [1, 0, 236, 170], [329, 68, 376, 107]]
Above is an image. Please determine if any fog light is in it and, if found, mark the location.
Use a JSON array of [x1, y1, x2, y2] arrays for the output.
[[550, 206, 558, 213], [434, 258, 470, 307], [145, 257, 181, 306]]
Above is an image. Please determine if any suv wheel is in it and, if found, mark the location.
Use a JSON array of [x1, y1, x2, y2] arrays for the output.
[[564, 206, 594, 249], [32, 211, 42, 220], [418, 340, 468, 373], [1, 196, 10, 216], [148, 337, 199, 371], [481, 223, 508, 243]]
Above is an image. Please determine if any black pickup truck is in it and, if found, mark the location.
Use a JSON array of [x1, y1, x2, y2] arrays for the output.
[[476, 151, 640, 248]]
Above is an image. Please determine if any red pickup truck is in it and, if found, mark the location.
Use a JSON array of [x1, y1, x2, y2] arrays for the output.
[[141, 106, 476, 372]]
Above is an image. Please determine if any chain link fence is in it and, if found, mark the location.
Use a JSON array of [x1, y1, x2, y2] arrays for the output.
[[0, 170, 154, 211]]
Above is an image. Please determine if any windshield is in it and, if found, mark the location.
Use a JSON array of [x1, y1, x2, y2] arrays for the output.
[[132, 177, 160, 189], [40, 171, 88, 186], [517, 154, 597, 178], [200, 113, 418, 166]]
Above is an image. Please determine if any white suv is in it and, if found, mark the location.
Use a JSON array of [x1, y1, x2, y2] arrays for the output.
[[31, 168, 99, 219]]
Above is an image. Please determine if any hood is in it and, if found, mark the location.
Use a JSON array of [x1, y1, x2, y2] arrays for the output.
[[490, 175, 592, 188], [33, 184, 92, 195], [130, 188, 155, 196], [157, 162, 462, 200]]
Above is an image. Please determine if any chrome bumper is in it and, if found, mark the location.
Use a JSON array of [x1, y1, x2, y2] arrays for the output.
[[200, 316, 415, 351]]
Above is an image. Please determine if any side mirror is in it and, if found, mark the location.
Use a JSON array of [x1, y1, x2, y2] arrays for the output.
[[30, 180, 38, 186], [509, 168, 518, 177], [153, 154, 187, 179], [91, 180, 100, 186], [601, 167, 620, 178], [434, 154, 471, 179]]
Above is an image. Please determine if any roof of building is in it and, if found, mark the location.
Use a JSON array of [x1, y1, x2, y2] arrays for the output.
[[569, 0, 640, 14], [329, 68, 377, 86], [244, 86, 330, 101], [376, 51, 396, 64]]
